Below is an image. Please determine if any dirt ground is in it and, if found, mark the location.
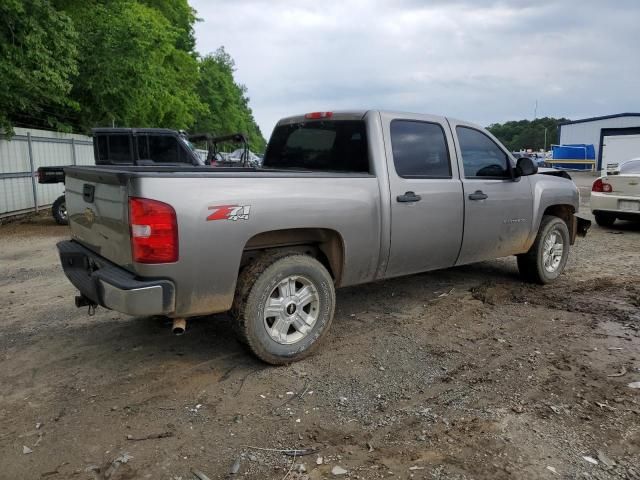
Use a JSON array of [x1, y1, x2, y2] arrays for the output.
[[1, 172, 639, 480]]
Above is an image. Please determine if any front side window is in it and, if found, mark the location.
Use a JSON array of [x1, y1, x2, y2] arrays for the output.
[[456, 127, 511, 178], [147, 136, 180, 163], [390, 120, 451, 178]]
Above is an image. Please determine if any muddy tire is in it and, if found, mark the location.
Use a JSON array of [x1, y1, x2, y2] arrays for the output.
[[517, 215, 570, 284], [594, 212, 616, 227], [52, 195, 68, 225], [231, 253, 335, 365]]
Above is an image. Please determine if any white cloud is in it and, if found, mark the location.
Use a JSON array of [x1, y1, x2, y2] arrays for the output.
[[191, 0, 640, 139]]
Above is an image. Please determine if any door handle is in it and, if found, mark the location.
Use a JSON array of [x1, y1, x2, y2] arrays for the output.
[[397, 191, 422, 203], [468, 190, 488, 201]]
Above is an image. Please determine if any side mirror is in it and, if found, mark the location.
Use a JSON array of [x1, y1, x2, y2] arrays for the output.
[[515, 157, 538, 177]]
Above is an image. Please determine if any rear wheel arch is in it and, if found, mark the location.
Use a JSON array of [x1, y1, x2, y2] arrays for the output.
[[240, 228, 345, 286]]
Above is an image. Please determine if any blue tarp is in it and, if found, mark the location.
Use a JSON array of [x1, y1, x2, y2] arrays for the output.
[[551, 144, 596, 170]]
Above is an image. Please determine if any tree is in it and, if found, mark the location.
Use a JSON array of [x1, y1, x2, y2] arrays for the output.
[[194, 47, 266, 152], [2, 0, 266, 150], [139, 0, 198, 52], [0, 0, 78, 134], [487, 117, 570, 152], [61, 0, 206, 130]]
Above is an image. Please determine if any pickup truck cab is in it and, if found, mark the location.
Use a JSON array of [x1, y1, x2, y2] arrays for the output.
[[58, 110, 589, 364]]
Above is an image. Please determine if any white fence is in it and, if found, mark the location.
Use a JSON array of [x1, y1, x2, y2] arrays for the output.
[[0, 128, 94, 217]]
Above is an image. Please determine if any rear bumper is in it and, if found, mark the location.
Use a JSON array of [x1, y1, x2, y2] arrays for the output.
[[591, 192, 640, 217], [57, 240, 175, 316]]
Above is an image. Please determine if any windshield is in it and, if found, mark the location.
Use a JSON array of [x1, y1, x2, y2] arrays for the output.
[[263, 120, 369, 173]]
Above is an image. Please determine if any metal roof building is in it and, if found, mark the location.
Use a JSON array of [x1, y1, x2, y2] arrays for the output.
[[558, 113, 640, 171]]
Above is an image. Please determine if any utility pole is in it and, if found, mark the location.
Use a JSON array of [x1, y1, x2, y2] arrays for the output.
[[544, 127, 548, 152], [534, 100, 538, 119]]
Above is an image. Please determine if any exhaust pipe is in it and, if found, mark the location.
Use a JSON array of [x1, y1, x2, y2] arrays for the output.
[[172, 318, 187, 335]]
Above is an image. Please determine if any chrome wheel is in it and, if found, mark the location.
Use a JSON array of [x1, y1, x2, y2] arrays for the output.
[[263, 275, 320, 345], [542, 229, 564, 273]]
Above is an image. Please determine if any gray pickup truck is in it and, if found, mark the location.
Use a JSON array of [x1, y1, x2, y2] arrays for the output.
[[57, 110, 590, 364]]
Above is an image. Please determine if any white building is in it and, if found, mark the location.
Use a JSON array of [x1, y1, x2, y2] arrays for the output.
[[558, 113, 640, 171]]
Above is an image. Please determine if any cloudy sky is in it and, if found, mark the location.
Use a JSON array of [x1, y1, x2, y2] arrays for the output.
[[192, 0, 640, 138]]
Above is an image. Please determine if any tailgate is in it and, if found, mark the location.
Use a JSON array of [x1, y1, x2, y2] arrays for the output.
[[65, 168, 133, 268]]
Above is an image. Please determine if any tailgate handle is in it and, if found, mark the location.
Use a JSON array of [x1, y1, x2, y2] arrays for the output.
[[83, 184, 95, 203]]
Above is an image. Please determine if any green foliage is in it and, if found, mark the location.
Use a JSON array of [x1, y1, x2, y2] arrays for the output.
[[139, 0, 198, 52], [0, 0, 78, 134], [194, 48, 266, 152], [487, 117, 569, 152], [66, 0, 206, 130], [2, 0, 266, 149]]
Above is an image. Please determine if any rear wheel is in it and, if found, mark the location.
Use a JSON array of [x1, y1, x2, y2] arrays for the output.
[[594, 212, 616, 227], [232, 253, 335, 365], [52, 195, 68, 225], [517, 215, 570, 284]]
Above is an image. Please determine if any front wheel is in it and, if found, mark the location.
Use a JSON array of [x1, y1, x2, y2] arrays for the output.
[[517, 215, 570, 284], [232, 253, 335, 365]]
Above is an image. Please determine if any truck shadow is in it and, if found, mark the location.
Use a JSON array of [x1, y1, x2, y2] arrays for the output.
[[18, 258, 527, 386]]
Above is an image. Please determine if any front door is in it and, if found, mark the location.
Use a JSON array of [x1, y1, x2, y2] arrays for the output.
[[451, 122, 533, 265], [383, 113, 464, 277]]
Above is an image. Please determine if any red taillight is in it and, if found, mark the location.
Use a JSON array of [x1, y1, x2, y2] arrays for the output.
[[592, 178, 612, 193], [592, 178, 603, 192], [129, 197, 178, 263], [304, 111, 333, 119]]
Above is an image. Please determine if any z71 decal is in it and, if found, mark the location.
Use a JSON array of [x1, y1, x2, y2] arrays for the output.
[[207, 205, 251, 221]]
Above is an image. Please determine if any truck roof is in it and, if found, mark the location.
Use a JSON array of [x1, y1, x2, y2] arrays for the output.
[[91, 127, 180, 135], [276, 110, 461, 126]]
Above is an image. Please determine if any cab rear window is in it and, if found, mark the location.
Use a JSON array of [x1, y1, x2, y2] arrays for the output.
[[263, 121, 369, 173]]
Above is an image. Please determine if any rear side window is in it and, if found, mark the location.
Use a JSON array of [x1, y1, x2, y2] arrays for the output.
[[96, 135, 133, 164], [456, 127, 511, 178], [263, 121, 369, 173], [390, 120, 451, 178]]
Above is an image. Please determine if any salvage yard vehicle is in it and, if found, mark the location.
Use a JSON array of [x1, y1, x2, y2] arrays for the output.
[[56, 110, 590, 364], [37, 128, 204, 225], [591, 157, 640, 226], [37, 166, 68, 224]]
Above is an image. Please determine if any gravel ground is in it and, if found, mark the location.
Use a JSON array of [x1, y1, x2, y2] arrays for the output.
[[0, 172, 639, 480]]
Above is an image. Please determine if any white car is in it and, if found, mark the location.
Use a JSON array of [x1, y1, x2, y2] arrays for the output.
[[591, 158, 640, 226]]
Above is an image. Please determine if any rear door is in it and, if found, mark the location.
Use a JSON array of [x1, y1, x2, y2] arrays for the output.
[[450, 120, 533, 265], [382, 112, 464, 277]]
